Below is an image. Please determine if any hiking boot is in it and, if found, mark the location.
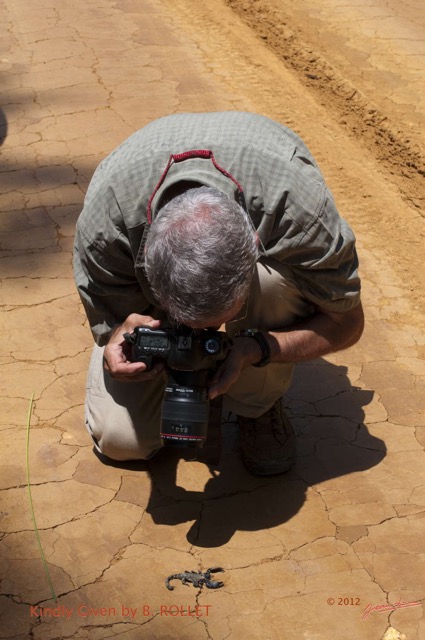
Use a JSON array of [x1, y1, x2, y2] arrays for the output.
[[238, 398, 296, 476]]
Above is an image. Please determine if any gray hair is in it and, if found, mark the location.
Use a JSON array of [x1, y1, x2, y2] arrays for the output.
[[144, 187, 258, 325]]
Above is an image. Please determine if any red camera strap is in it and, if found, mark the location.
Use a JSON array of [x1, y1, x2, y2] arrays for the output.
[[146, 149, 246, 223]]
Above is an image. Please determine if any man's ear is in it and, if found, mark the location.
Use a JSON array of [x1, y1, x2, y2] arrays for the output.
[[255, 231, 260, 246]]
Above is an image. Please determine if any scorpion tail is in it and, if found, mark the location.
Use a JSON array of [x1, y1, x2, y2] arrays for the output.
[[165, 577, 176, 591]]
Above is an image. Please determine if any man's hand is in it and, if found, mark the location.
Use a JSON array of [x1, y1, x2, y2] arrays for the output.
[[208, 302, 364, 399], [208, 336, 262, 399], [103, 313, 165, 382]]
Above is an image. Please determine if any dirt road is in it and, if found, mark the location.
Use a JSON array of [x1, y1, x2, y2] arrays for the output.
[[229, 0, 425, 208], [0, 0, 424, 639]]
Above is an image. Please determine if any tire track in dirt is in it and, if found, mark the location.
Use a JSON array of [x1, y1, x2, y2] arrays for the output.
[[161, 0, 425, 324], [226, 0, 425, 214]]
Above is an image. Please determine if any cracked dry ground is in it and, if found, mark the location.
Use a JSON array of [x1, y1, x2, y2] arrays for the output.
[[1, 0, 425, 639]]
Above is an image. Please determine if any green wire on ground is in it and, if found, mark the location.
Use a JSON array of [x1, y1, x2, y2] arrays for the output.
[[26, 392, 57, 603]]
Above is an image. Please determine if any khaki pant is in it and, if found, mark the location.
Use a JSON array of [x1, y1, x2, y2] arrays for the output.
[[85, 257, 313, 460]]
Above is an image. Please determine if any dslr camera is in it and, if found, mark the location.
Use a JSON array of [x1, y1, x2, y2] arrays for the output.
[[124, 325, 232, 448]]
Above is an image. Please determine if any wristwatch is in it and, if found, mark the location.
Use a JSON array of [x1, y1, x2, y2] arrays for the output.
[[237, 329, 271, 368]]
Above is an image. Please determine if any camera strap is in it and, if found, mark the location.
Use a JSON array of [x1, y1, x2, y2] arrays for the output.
[[146, 149, 248, 224]]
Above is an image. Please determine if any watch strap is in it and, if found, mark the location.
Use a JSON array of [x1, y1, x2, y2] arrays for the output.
[[238, 330, 271, 367]]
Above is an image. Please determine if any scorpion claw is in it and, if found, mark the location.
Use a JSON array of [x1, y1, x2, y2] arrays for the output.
[[205, 580, 224, 589], [207, 567, 224, 573]]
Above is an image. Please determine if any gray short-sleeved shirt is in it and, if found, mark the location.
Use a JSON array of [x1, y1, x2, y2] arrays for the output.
[[74, 112, 361, 345]]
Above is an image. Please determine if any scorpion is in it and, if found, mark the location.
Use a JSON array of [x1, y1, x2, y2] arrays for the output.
[[165, 567, 224, 590]]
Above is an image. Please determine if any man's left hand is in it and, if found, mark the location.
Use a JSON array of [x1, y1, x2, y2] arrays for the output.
[[208, 336, 262, 399]]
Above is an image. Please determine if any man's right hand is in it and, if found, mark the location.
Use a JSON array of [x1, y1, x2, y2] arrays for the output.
[[103, 313, 165, 382]]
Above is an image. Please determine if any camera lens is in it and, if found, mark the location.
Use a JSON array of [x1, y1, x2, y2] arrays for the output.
[[203, 337, 220, 354], [160, 370, 209, 448]]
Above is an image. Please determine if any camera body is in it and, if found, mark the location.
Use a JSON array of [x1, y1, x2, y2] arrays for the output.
[[126, 325, 230, 372], [124, 326, 232, 448]]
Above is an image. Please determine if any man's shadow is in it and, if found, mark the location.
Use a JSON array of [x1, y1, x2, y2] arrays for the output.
[[99, 359, 385, 547], [0, 107, 7, 146]]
